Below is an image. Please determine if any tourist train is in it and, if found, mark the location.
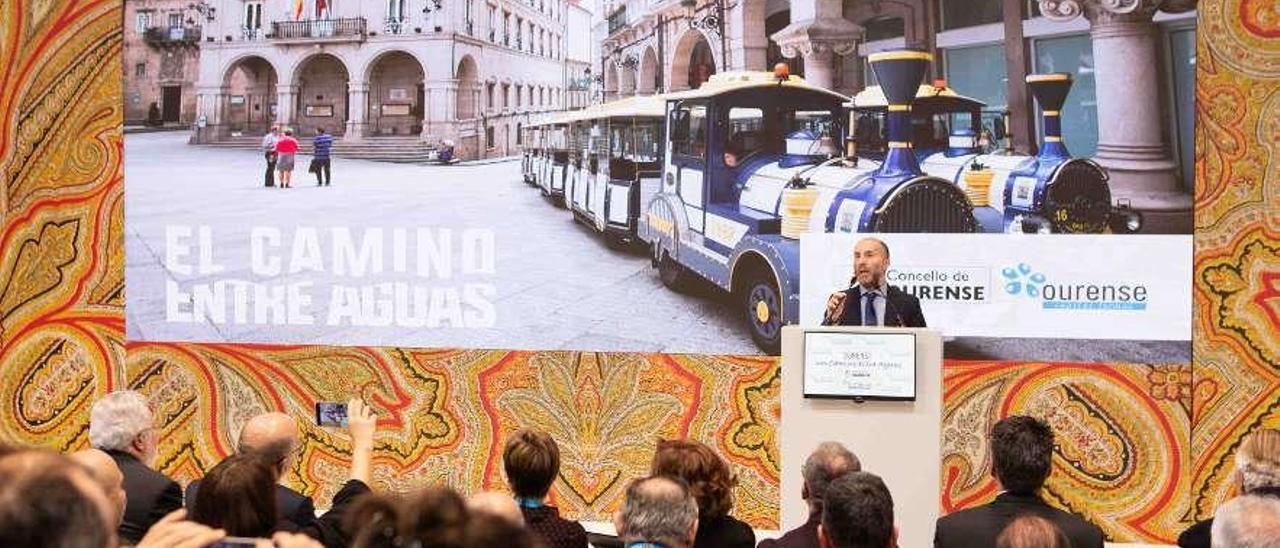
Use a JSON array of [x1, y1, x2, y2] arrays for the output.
[[521, 49, 1139, 354]]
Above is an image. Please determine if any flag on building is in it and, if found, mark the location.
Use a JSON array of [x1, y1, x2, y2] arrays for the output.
[[315, 0, 326, 18], [293, 0, 304, 20]]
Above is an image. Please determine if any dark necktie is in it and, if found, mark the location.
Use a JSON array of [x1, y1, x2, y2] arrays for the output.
[[863, 292, 878, 327]]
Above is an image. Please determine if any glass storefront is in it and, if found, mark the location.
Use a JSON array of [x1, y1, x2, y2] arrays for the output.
[[1168, 27, 1196, 190], [943, 44, 1008, 138], [1033, 34, 1098, 157]]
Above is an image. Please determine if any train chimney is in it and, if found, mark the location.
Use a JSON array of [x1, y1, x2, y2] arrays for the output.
[[1026, 73, 1073, 160], [868, 49, 932, 180]]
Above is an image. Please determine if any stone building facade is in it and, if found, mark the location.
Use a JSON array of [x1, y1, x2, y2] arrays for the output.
[[123, 0, 205, 126], [597, 0, 1197, 232], [191, 0, 586, 160]]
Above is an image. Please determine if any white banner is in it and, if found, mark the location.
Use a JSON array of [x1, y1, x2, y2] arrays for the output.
[[800, 234, 1193, 341]]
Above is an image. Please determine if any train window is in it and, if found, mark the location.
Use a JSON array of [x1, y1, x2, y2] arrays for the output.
[[726, 107, 765, 160], [635, 123, 660, 162], [672, 103, 708, 159]]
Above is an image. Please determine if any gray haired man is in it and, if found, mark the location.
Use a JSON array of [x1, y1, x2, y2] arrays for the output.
[[761, 442, 861, 548], [88, 390, 182, 544], [615, 476, 700, 548], [1211, 495, 1280, 548]]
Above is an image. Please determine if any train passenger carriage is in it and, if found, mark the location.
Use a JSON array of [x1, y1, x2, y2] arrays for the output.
[[639, 50, 975, 354], [536, 112, 572, 203], [564, 96, 666, 248]]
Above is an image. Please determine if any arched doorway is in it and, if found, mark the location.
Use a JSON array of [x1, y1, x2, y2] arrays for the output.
[[604, 64, 619, 100], [294, 54, 350, 136], [670, 30, 717, 91], [620, 64, 637, 96], [223, 56, 278, 135], [639, 47, 659, 94], [367, 51, 425, 136], [456, 56, 479, 120]]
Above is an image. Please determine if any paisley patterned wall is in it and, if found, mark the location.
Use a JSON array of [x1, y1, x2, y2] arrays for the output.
[[0, 0, 1275, 542]]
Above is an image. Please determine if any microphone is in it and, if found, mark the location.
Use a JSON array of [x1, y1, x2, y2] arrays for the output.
[[883, 289, 903, 327]]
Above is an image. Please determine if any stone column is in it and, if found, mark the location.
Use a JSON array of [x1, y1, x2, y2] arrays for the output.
[[425, 78, 458, 143], [732, 0, 768, 71], [193, 84, 228, 143], [1039, 0, 1195, 233], [276, 84, 299, 127], [345, 81, 369, 142], [769, 0, 861, 90]]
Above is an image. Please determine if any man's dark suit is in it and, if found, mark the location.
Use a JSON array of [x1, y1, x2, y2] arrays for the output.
[[933, 492, 1105, 548], [185, 480, 318, 528], [758, 512, 820, 548], [106, 449, 183, 544], [826, 285, 927, 328]]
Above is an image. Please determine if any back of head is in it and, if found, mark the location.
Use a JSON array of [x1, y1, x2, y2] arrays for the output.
[[88, 390, 152, 452], [991, 415, 1054, 495], [503, 429, 560, 499], [349, 486, 471, 548], [820, 471, 894, 548], [618, 476, 699, 548], [1211, 495, 1280, 548], [0, 450, 115, 548], [237, 412, 299, 478], [463, 509, 543, 548], [650, 439, 737, 520], [70, 448, 127, 527], [995, 514, 1070, 548], [803, 442, 861, 512], [191, 453, 279, 537], [468, 491, 524, 526], [1236, 428, 1280, 493]]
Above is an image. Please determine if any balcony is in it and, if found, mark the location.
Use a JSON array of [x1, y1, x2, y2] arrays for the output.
[[270, 17, 366, 43], [464, 20, 474, 35], [240, 26, 264, 41], [144, 26, 202, 47]]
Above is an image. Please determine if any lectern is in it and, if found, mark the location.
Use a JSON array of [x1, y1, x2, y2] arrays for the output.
[[779, 325, 943, 548]]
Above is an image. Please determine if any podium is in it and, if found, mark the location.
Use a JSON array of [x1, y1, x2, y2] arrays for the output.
[[779, 325, 943, 548]]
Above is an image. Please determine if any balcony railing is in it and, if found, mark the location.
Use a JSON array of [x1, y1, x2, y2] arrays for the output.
[[464, 20, 474, 35], [384, 17, 409, 34], [240, 26, 264, 40], [270, 17, 366, 41], [144, 26, 202, 46]]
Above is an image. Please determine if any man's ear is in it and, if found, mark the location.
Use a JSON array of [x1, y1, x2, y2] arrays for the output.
[[817, 523, 831, 548], [687, 516, 699, 546], [612, 511, 624, 537], [888, 525, 899, 548], [801, 482, 810, 501]]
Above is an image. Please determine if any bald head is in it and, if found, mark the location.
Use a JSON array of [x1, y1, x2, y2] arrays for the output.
[[0, 450, 116, 547], [237, 413, 299, 476], [617, 476, 699, 548], [467, 491, 524, 526], [70, 449, 127, 527]]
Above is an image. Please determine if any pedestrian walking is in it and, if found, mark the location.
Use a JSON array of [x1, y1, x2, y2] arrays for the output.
[[262, 125, 280, 187], [276, 128, 299, 188], [312, 127, 333, 186]]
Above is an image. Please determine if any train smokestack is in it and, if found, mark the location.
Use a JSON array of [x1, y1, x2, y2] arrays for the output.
[[868, 49, 932, 180], [1026, 73, 1073, 160]]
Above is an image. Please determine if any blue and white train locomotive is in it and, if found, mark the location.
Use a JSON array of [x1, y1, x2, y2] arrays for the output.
[[640, 50, 977, 353], [847, 74, 1142, 234]]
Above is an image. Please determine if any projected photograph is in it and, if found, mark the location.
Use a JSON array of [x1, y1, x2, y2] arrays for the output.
[[123, 0, 1195, 358]]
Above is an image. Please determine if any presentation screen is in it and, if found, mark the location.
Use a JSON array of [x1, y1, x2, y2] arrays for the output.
[[803, 331, 917, 400]]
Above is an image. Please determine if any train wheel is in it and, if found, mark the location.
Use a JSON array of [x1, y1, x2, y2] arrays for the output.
[[657, 250, 690, 291], [742, 269, 783, 355]]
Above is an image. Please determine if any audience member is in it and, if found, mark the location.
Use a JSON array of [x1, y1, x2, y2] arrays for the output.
[[615, 476, 700, 548], [1210, 495, 1280, 548], [187, 411, 317, 529], [996, 514, 1071, 548], [933, 415, 1104, 548], [190, 452, 280, 537], [503, 428, 587, 547], [651, 439, 755, 548], [89, 390, 183, 543], [0, 449, 116, 547], [468, 491, 525, 526], [761, 441, 860, 548], [71, 448, 129, 528], [1179, 428, 1280, 548], [817, 472, 896, 548], [349, 486, 471, 548], [463, 508, 544, 548]]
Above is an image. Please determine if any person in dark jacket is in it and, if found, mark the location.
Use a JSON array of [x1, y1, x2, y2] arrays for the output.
[[88, 390, 183, 544], [933, 415, 1104, 548], [823, 238, 927, 328], [502, 428, 588, 548], [312, 127, 333, 186], [818, 472, 896, 548], [650, 439, 755, 548], [761, 442, 861, 548]]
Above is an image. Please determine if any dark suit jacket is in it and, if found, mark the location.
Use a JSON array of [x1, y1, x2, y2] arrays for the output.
[[758, 512, 820, 548], [826, 285, 927, 328], [933, 492, 1104, 548], [694, 514, 755, 548], [185, 480, 318, 529], [106, 449, 183, 544]]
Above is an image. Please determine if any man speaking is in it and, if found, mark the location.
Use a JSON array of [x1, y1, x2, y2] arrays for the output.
[[822, 237, 927, 327]]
